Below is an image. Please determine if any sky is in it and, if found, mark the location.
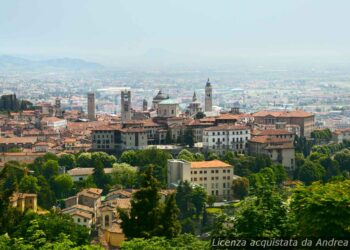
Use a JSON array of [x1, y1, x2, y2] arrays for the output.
[[1, 0, 350, 66]]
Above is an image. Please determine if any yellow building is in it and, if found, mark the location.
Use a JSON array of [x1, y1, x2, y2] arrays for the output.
[[167, 159, 236, 200], [9, 193, 37, 213]]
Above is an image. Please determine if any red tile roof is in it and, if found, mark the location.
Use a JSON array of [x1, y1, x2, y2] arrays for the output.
[[191, 160, 232, 169]]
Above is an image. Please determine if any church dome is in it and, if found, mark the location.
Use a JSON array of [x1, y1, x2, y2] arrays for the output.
[[153, 90, 168, 101]]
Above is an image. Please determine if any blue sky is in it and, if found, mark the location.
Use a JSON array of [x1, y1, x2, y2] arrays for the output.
[[1, 0, 350, 65]]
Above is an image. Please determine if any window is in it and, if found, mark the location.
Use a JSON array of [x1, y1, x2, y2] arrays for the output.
[[77, 218, 81, 223], [211, 170, 214, 173], [223, 183, 226, 188], [194, 178, 197, 181], [223, 169, 226, 173], [194, 171, 197, 174], [227, 176, 230, 180], [212, 190, 214, 195], [215, 170, 219, 173], [84, 218, 87, 222], [211, 177, 214, 180], [227, 170, 230, 173], [105, 215, 110, 227], [199, 171, 202, 174], [204, 170, 207, 174]]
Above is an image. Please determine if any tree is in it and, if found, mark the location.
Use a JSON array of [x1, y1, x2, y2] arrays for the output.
[[191, 185, 208, 217], [42, 160, 59, 180], [76, 153, 92, 167], [178, 149, 195, 162], [296, 160, 325, 185], [194, 111, 206, 119], [92, 161, 109, 191], [111, 163, 138, 188], [91, 152, 116, 168], [233, 189, 291, 237], [121, 234, 209, 250], [231, 177, 249, 200], [334, 150, 350, 172], [183, 128, 195, 148], [19, 175, 40, 194], [120, 150, 137, 166], [319, 156, 340, 181], [58, 154, 76, 170], [161, 193, 181, 238], [53, 174, 73, 199], [291, 180, 350, 237], [119, 165, 163, 238], [37, 175, 56, 209]]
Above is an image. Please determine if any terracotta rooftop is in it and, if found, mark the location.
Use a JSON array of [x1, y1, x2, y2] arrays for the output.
[[204, 125, 249, 131], [71, 210, 93, 219], [253, 110, 314, 118], [68, 168, 113, 176], [249, 136, 292, 144], [0, 137, 37, 144], [191, 160, 232, 169]]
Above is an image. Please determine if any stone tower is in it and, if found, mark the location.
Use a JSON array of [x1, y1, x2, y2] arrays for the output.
[[121, 90, 132, 122], [55, 97, 62, 117], [205, 78, 212, 112], [142, 99, 148, 111], [87, 92, 96, 121]]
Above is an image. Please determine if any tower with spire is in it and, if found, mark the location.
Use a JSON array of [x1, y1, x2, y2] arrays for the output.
[[205, 78, 212, 112]]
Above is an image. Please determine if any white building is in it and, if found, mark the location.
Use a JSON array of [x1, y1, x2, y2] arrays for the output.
[[167, 159, 237, 200], [41, 117, 67, 130], [203, 125, 251, 155]]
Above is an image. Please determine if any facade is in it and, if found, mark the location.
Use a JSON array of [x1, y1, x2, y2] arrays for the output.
[[67, 167, 114, 182], [157, 99, 180, 118], [248, 136, 295, 172], [332, 128, 350, 143], [167, 159, 236, 200], [121, 90, 132, 122], [41, 117, 67, 130], [187, 92, 202, 117], [253, 110, 315, 137], [205, 78, 212, 112], [203, 125, 251, 155], [87, 92, 96, 121], [9, 193, 37, 213], [0, 137, 37, 152]]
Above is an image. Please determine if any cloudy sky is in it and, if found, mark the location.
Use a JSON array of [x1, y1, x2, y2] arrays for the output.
[[1, 0, 350, 66]]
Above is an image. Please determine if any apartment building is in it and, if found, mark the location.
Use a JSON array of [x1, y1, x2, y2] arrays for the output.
[[167, 159, 236, 200], [203, 125, 251, 155]]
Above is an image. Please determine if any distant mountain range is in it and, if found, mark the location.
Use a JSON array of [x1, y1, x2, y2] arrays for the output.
[[0, 55, 104, 71]]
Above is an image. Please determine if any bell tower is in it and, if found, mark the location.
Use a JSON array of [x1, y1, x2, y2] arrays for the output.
[[205, 78, 212, 112]]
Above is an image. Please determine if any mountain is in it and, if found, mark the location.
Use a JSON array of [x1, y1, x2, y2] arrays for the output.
[[0, 55, 104, 71]]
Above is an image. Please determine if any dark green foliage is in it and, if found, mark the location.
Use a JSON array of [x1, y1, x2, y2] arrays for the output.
[[161, 193, 181, 238], [231, 177, 249, 200], [311, 128, 332, 143], [119, 166, 181, 239], [194, 111, 206, 119], [291, 180, 350, 237], [183, 128, 195, 148], [58, 154, 76, 170], [121, 234, 209, 250], [295, 160, 325, 185]]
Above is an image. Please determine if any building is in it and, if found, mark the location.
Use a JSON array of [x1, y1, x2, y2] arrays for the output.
[[187, 92, 202, 117], [157, 99, 180, 118], [205, 78, 212, 112], [41, 117, 67, 131], [9, 193, 37, 213], [0, 137, 37, 152], [67, 167, 114, 182], [167, 159, 236, 200], [332, 128, 350, 143], [152, 90, 169, 110], [121, 90, 132, 122], [248, 136, 295, 172], [203, 125, 251, 155], [253, 110, 315, 137], [71, 210, 93, 230], [142, 99, 148, 111], [87, 92, 96, 121]]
